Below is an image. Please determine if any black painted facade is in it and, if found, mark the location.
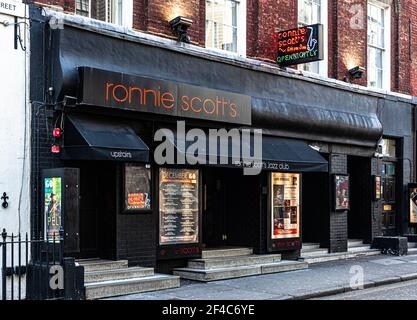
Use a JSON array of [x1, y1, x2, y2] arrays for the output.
[[29, 7, 417, 269]]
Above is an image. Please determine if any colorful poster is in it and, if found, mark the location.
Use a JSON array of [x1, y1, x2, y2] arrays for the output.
[[374, 176, 381, 200], [124, 164, 151, 211], [271, 173, 300, 239], [159, 168, 199, 245], [335, 175, 349, 211], [409, 187, 417, 224], [44, 177, 62, 241]]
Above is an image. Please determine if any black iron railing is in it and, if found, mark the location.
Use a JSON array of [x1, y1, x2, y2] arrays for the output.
[[1, 228, 64, 300]]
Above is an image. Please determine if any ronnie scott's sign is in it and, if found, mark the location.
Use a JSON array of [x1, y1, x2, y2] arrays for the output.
[[78, 67, 252, 125], [276, 24, 324, 67]]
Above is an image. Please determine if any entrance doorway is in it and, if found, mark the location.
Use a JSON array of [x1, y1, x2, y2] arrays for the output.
[[347, 156, 372, 242], [202, 167, 260, 249], [76, 161, 117, 259]]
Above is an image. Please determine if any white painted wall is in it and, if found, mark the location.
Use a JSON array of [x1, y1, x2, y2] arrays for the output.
[[0, 1, 30, 299]]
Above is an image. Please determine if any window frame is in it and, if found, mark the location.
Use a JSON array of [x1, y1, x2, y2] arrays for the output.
[[205, 0, 247, 57], [297, 0, 328, 77], [367, 0, 391, 90], [74, 0, 133, 28]]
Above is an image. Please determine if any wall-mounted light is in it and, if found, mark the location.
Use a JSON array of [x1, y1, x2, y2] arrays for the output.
[[346, 66, 366, 81], [169, 16, 193, 43]]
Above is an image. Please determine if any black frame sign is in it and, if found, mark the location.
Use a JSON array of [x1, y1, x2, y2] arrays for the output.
[[333, 174, 350, 211], [276, 24, 324, 67], [78, 67, 251, 125], [123, 164, 152, 213], [159, 168, 199, 245], [408, 183, 417, 225]]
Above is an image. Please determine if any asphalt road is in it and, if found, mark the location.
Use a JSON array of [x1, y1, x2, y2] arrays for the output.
[[315, 279, 417, 300]]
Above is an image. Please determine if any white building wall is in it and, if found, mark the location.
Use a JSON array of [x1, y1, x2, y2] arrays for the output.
[[0, 0, 30, 300]]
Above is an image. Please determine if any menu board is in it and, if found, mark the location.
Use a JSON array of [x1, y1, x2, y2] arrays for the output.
[[271, 173, 300, 239], [334, 175, 350, 211], [44, 177, 62, 241], [124, 164, 151, 212], [159, 168, 199, 245], [409, 185, 417, 224]]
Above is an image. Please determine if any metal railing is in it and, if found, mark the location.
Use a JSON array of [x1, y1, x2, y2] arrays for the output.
[[1, 228, 64, 300]]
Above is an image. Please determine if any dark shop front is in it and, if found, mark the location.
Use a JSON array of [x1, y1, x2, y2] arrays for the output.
[[29, 8, 416, 274]]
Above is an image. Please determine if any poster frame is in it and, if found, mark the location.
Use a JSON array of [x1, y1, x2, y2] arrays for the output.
[[122, 163, 153, 214], [333, 174, 350, 212], [267, 171, 302, 252], [157, 167, 202, 260], [408, 183, 417, 225]]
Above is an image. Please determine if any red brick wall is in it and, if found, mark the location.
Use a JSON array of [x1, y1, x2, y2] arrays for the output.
[[26, 0, 417, 95], [247, 0, 298, 62], [145, 0, 205, 46], [331, 0, 367, 86], [392, 0, 417, 95]]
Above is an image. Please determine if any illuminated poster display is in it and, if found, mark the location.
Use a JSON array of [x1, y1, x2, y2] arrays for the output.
[[374, 175, 381, 200], [271, 173, 300, 239], [44, 177, 62, 241], [409, 184, 417, 224], [159, 168, 199, 245], [124, 164, 151, 212], [334, 175, 350, 211]]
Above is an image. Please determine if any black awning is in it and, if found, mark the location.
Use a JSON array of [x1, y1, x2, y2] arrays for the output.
[[259, 136, 328, 172], [62, 114, 149, 162], [160, 131, 328, 172]]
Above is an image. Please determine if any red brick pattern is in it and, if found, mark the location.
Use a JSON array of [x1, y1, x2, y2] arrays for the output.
[[27, 0, 417, 95]]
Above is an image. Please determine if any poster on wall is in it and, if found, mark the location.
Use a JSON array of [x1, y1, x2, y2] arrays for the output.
[[271, 173, 300, 239], [159, 168, 199, 245], [124, 164, 151, 212], [409, 184, 417, 224], [373, 175, 382, 200], [334, 175, 350, 211], [44, 177, 62, 241]]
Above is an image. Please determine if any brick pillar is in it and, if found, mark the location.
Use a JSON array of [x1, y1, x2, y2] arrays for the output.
[[329, 154, 348, 253]]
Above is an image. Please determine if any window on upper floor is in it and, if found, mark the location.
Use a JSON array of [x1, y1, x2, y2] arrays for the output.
[[205, 0, 246, 56], [75, 0, 133, 28], [367, 1, 390, 90], [298, 0, 328, 77]]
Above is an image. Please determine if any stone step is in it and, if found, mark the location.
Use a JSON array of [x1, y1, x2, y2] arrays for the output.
[[85, 274, 180, 300], [174, 260, 308, 282], [348, 245, 374, 253], [301, 249, 380, 264], [408, 242, 417, 249], [408, 248, 417, 255], [188, 254, 281, 270], [77, 259, 128, 272], [201, 247, 253, 259], [302, 243, 320, 251], [85, 267, 154, 283], [300, 248, 329, 258], [348, 239, 364, 247], [261, 260, 309, 275]]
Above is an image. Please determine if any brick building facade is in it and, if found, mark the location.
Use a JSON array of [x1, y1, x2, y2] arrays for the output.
[[25, 0, 417, 283], [26, 0, 417, 95]]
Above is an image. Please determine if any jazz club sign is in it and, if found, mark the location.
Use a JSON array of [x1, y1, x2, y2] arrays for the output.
[[78, 67, 251, 125], [276, 24, 324, 67]]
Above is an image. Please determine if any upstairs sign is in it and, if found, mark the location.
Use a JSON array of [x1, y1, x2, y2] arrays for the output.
[[276, 24, 324, 67]]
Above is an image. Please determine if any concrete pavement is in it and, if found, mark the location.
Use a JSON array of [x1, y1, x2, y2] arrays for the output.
[[106, 253, 417, 300], [315, 279, 417, 300]]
